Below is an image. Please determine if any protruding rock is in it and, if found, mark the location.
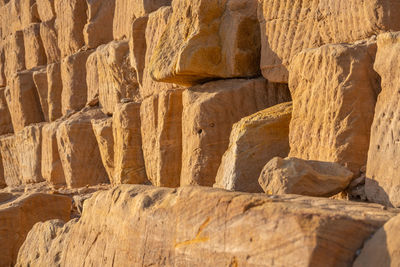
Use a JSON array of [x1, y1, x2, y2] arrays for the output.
[[57, 108, 109, 188], [47, 62, 63, 121], [84, 0, 115, 49], [257, 0, 400, 83], [289, 40, 379, 175], [0, 134, 21, 186], [366, 32, 400, 207], [4, 31, 25, 82], [42, 121, 65, 186], [0, 87, 13, 135], [92, 117, 114, 182], [86, 46, 100, 105], [149, 0, 260, 86], [113, 102, 147, 185], [36, 0, 56, 21], [61, 50, 93, 115], [23, 23, 46, 69], [140, 89, 183, 187], [40, 19, 61, 64], [15, 185, 399, 266], [181, 78, 270, 186], [215, 102, 292, 193], [129, 15, 148, 87], [33, 67, 50, 122], [0, 193, 71, 266]]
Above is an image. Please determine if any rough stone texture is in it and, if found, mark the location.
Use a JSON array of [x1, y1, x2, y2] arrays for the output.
[[40, 19, 61, 64], [354, 214, 400, 267], [0, 192, 71, 267], [0, 46, 6, 86], [23, 22, 46, 69], [96, 41, 139, 114], [0, 160, 5, 188], [129, 16, 148, 87], [1, 1, 23, 39], [92, 117, 114, 182], [47, 62, 63, 122], [33, 67, 49, 122], [14, 185, 399, 266], [42, 121, 65, 186], [6, 69, 44, 132], [36, 0, 55, 21], [215, 102, 292, 193], [4, 31, 25, 82], [17, 124, 44, 184], [54, 0, 87, 58], [86, 50, 100, 105], [20, 0, 39, 29], [0, 134, 21, 186], [257, 0, 400, 83], [288, 40, 380, 175], [149, 0, 260, 86], [57, 108, 109, 188], [259, 157, 354, 197], [181, 78, 270, 187], [113, 102, 147, 185], [140, 89, 183, 187], [61, 49, 93, 116], [0, 87, 13, 135], [366, 32, 400, 207], [84, 0, 115, 49]]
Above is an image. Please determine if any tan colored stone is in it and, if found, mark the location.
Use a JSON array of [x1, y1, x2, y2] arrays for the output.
[[0, 134, 21, 186], [366, 32, 400, 207], [140, 89, 183, 187], [36, 0, 55, 21], [181, 78, 270, 186], [0, 192, 71, 266], [257, 0, 400, 83], [16, 124, 44, 184], [0, 1, 22, 39], [259, 157, 354, 197], [84, 0, 115, 49], [113, 102, 147, 185], [40, 19, 61, 64], [85, 51, 99, 105], [41, 121, 65, 186], [0, 161, 5, 188], [15, 185, 399, 266], [23, 23, 46, 69], [215, 102, 292, 193], [0, 45, 7, 86], [0, 87, 13, 135], [354, 214, 400, 267], [33, 67, 49, 122], [47, 62, 62, 121], [97, 41, 139, 114], [92, 117, 114, 182], [288, 40, 379, 175], [4, 30, 25, 82], [20, 0, 39, 28], [54, 0, 87, 58], [129, 15, 148, 87], [57, 108, 109, 188], [61, 50, 93, 115], [149, 0, 260, 86], [6, 70, 44, 132]]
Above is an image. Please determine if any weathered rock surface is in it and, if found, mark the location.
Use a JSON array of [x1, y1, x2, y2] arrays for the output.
[[0, 192, 71, 266], [92, 117, 114, 182], [33, 67, 49, 122], [257, 0, 400, 82], [57, 108, 109, 188], [140, 89, 183, 187], [113, 102, 147, 185], [259, 157, 354, 197], [0, 87, 13, 135], [366, 32, 400, 207], [23, 23, 46, 69], [149, 0, 261, 86], [289, 40, 380, 175], [86, 51, 100, 105], [40, 19, 60, 64], [0, 134, 20, 186], [15, 185, 399, 266], [354, 214, 400, 267], [215, 102, 292, 193], [4, 31, 25, 82], [36, 0, 56, 22], [129, 15, 148, 87], [47, 62, 63, 121], [181, 78, 270, 187]]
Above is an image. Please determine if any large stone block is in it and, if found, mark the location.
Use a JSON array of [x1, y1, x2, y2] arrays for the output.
[[113, 102, 147, 185], [5, 70, 44, 132], [4, 30, 25, 82], [181, 78, 270, 186], [15, 185, 399, 266], [0, 87, 13, 135], [288, 40, 380, 175], [0, 134, 21, 186], [20, 0, 39, 28], [149, 0, 260, 86], [0, 193, 71, 266], [23, 23, 45, 70], [56, 108, 109, 188], [40, 19, 60, 64], [1, 0, 23, 38], [47, 62, 62, 121], [0, 45, 7, 86], [257, 0, 400, 83], [84, 0, 115, 48], [36, 0, 56, 21], [33, 67, 49, 122], [41, 121, 65, 186], [129, 16, 148, 87], [55, 0, 87, 58], [366, 32, 400, 207], [86, 50, 100, 105], [61, 50, 93, 115], [140, 89, 183, 187], [215, 102, 292, 193], [92, 117, 114, 182]]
